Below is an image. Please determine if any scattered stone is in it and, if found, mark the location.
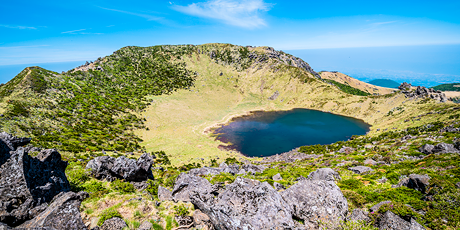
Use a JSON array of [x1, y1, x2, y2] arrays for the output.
[[86, 153, 154, 182], [191, 177, 296, 229], [394, 174, 430, 193], [401, 135, 415, 141], [272, 173, 282, 181], [281, 179, 348, 228], [193, 210, 213, 230], [347, 209, 370, 223], [172, 173, 215, 203], [432, 143, 460, 154], [241, 163, 267, 174], [261, 148, 321, 163], [377, 211, 425, 230], [273, 182, 285, 191], [268, 91, 279, 100], [307, 168, 341, 181], [338, 146, 355, 154], [158, 186, 173, 201], [399, 83, 447, 102], [100, 217, 127, 230], [137, 221, 152, 230], [456, 182, 460, 189], [370, 201, 392, 213], [419, 144, 434, 154], [364, 158, 378, 166], [175, 215, 193, 226], [348, 166, 373, 174], [18, 191, 88, 230]]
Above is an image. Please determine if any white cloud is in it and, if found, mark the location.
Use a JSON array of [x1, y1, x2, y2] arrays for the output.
[[61, 29, 87, 34], [0, 24, 37, 30], [173, 0, 272, 28], [100, 7, 163, 21]]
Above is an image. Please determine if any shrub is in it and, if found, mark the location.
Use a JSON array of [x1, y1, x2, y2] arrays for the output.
[[111, 180, 135, 194], [342, 190, 366, 209], [174, 204, 189, 216], [146, 179, 159, 197], [339, 179, 364, 190], [98, 209, 123, 226]]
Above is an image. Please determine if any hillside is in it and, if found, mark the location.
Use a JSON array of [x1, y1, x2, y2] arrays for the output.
[[320, 71, 396, 95], [432, 83, 460, 91], [368, 79, 400, 89], [1, 43, 460, 229]]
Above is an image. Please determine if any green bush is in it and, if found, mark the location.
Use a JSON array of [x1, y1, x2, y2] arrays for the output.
[[339, 179, 364, 190], [98, 209, 123, 226], [342, 190, 366, 209], [111, 180, 136, 194], [174, 204, 189, 216], [146, 179, 159, 197]]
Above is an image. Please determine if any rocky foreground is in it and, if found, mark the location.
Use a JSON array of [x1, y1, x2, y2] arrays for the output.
[[1, 132, 440, 229]]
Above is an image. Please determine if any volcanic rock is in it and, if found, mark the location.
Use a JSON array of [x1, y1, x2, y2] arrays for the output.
[[419, 144, 435, 154], [281, 179, 348, 228], [394, 174, 430, 193], [377, 211, 425, 230], [86, 153, 154, 182], [18, 191, 88, 230], [348, 166, 373, 174], [172, 173, 215, 203], [100, 217, 127, 230], [347, 209, 371, 223], [307, 168, 341, 181], [432, 143, 459, 154], [191, 177, 296, 229], [158, 186, 173, 201]]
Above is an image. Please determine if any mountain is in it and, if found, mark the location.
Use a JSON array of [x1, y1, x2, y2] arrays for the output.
[[368, 79, 401, 88], [432, 83, 460, 91], [1, 43, 460, 230]]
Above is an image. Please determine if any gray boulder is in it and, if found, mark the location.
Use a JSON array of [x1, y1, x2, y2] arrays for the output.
[[241, 163, 266, 174], [158, 186, 173, 201], [364, 158, 378, 166], [377, 211, 425, 230], [189, 167, 221, 176], [348, 166, 373, 174], [272, 173, 282, 181], [307, 168, 341, 181], [18, 191, 88, 230], [86, 153, 154, 182], [172, 173, 215, 202], [432, 143, 459, 154], [100, 217, 127, 230], [418, 144, 434, 154], [0, 132, 31, 167], [193, 210, 213, 230], [281, 179, 348, 228], [347, 209, 370, 223], [394, 174, 430, 193], [0, 147, 70, 226], [338, 146, 355, 154], [137, 221, 152, 230], [191, 177, 296, 229]]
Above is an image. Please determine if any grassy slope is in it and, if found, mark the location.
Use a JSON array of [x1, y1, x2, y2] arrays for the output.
[[321, 71, 396, 95], [136, 49, 457, 165]]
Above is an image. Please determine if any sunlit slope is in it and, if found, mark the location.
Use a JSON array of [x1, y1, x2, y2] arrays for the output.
[[136, 45, 456, 165], [320, 71, 396, 95]]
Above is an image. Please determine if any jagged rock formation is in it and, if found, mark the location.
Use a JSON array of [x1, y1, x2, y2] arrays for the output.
[[307, 167, 341, 181], [158, 186, 173, 201], [393, 174, 430, 193], [399, 82, 447, 102], [281, 179, 348, 228], [349, 166, 373, 174], [260, 148, 322, 163], [347, 209, 371, 223], [377, 211, 425, 230], [86, 153, 154, 182], [172, 173, 216, 203], [18, 191, 88, 229], [418, 143, 459, 154], [188, 162, 265, 177], [0, 133, 86, 229], [191, 177, 296, 229]]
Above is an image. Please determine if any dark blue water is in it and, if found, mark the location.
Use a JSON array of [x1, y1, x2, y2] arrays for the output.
[[213, 109, 370, 157]]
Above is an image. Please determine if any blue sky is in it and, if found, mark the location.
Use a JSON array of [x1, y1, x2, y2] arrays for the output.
[[1, 0, 460, 66]]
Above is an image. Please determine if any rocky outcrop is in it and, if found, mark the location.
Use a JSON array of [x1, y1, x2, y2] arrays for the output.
[[399, 83, 447, 102], [86, 153, 154, 182], [268, 91, 279, 100], [261, 148, 321, 163], [158, 186, 173, 201], [419, 144, 434, 154], [189, 162, 254, 176], [193, 210, 213, 230], [191, 177, 296, 229], [240, 163, 267, 174], [273, 182, 285, 191], [18, 191, 88, 230], [0, 133, 86, 229], [377, 211, 425, 230], [100, 217, 127, 230], [307, 168, 341, 181], [338, 146, 356, 154], [347, 209, 370, 223], [364, 158, 378, 166], [172, 173, 215, 203], [272, 173, 282, 181], [281, 179, 348, 228], [0, 147, 70, 226], [349, 166, 373, 174], [138, 221, 153, 230], [393, 174, 430, 193], [370, 201, 392, 213]]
